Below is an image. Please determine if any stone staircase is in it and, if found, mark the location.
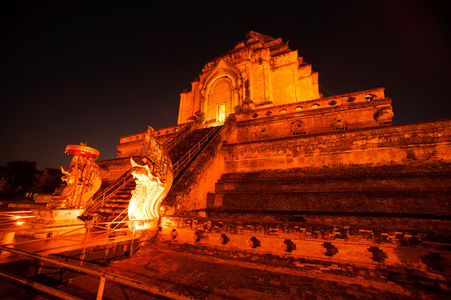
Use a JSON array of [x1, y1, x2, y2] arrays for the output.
[[206, 163, 451, 217], [86, 126, 222, 227], [82, 171, 135, 228], [94, 180, 136, 225], [168, 127, 219, 177]]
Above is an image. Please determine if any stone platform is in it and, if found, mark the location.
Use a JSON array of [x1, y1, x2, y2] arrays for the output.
[[2, 244, 448, 299]]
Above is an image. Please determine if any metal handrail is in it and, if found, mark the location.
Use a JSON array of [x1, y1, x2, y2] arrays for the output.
[[163, 121, 194, 151], [108, 207, 129, 231], [172, 124, 223, 177], [0, 246, 194, 300], [0, 269, 83, 300], [84, 170, 134, 215]]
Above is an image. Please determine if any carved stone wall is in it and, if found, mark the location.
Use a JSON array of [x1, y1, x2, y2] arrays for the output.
[[158, 215, 450, 297], [224, 119, 451, 173], [231, 94, 392, 144]]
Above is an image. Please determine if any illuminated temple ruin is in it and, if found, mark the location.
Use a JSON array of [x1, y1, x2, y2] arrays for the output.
[[5, 31, 449, 297], [84, 31, 451, 295]]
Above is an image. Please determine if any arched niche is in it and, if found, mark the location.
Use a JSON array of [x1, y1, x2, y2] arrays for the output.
[[203, 76, 235, 123], [200, 61, 242, 124]]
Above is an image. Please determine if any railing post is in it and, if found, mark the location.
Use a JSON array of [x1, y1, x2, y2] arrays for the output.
[[80, 220, 92, 266], [0, 246, 196, 300], [96, 276, 106, 300]]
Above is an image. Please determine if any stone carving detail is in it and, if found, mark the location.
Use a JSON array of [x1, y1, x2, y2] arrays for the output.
[[243, 100, 255, 111], [202, 53, 246, 72], [192, 111, 205, 124], [374, 107, 394, 124], [244, 79, 251, 101], [290, 119, 306, 135], [368, 246, 388, 262], [323, 242, 339, 257], [330, 117, 348, 131], [252, 125, 270, 140], [128, 126, 173, 229], [237, 79, 255, 112]]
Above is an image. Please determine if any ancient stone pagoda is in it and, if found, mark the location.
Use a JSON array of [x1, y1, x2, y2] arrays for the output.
[[94, 31, 450, 296], [178, 31, 321, 125]]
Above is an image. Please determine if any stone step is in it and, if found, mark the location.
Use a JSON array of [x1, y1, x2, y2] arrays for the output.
[[168, 127, 217, 163], [207, 191, 451, 215], [100, 201, 129, 207], [97, 207, 129, 214], [116, 189, 134, 193], [109, 194, 132, 199], [219, 164, 451, 181], [214, 175, 450, 193], [94, 214, 129, 226]]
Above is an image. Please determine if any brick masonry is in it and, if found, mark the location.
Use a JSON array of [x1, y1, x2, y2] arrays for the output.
[[158, 215, 451, 296]]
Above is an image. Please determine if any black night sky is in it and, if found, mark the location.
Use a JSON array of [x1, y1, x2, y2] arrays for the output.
[[1, 0, 450, 170]]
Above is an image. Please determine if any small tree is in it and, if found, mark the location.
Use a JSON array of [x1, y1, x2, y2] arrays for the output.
[[6, 161, 37, 192]]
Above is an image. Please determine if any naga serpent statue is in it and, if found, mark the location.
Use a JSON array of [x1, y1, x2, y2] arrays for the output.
[[128, 126, 173, 230]]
